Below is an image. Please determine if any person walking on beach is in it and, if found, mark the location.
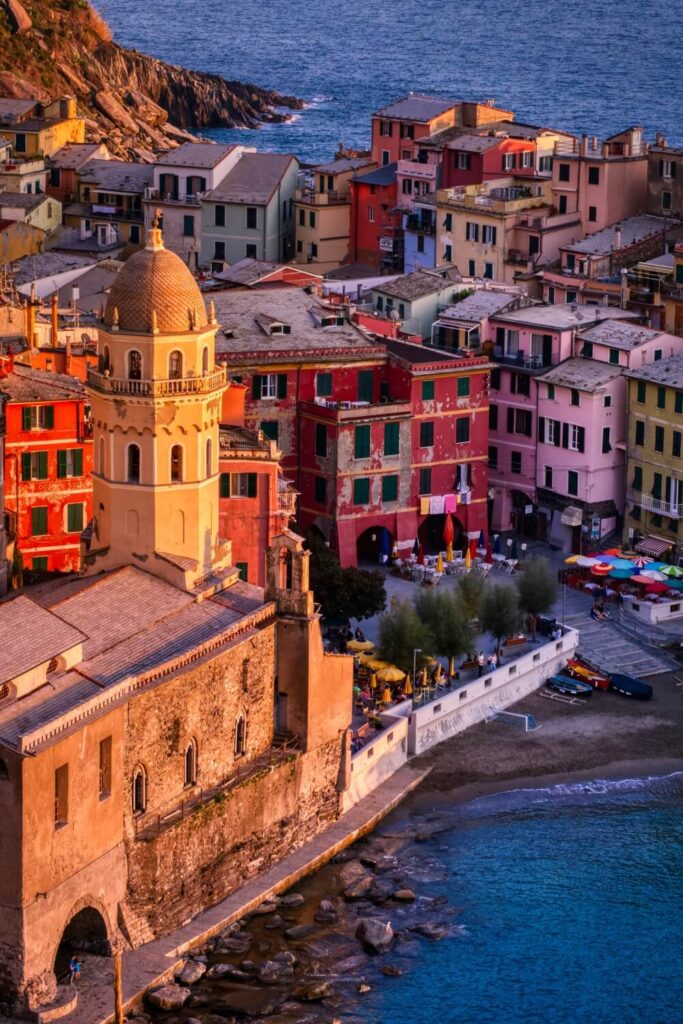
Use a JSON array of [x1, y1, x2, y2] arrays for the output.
[[69, 956, 81, 986], [477, 651, 485, 677]]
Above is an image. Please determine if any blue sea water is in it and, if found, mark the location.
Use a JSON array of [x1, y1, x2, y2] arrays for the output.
[[94, 0, 683, 163], [367, 772, 683, 1024]]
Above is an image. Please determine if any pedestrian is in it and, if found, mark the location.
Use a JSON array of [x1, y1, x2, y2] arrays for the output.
[[69, 957, 81, 986], [477, 651, 485, 677], [490, 650, 498, 670]]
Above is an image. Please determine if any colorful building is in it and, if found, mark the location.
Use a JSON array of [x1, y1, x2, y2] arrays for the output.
[[0, 392, 6, 594], [440, 134, 538, 189], [663, 242, 683, 337], [0, 359, 93, 575], [348, 162, 401, 270], [0, 192, 61, 235], [294, 157, 375, 271], [0, 96, 85, 158], [371, 94, 461, 167], [647, 136, 683, 219], [369, 266, 466, 339], [46, 142, 111, 204], [64, 159, 153, 250]]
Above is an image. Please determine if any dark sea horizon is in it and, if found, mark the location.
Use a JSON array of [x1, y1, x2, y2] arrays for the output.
[[94, 0, 683, 163]]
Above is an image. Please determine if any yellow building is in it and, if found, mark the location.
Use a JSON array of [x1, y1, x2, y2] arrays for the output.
[[294, 157, 375, 272], [0, 96, 85, 158], [663, 242, 683, 337], [0, 219, 45, 262], [0, 192, 61, 235]]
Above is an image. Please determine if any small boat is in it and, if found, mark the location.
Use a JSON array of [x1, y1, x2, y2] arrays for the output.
[[609, 672, 653, 701], [547, 674, 592, 698], [566, 658, 610, 690]]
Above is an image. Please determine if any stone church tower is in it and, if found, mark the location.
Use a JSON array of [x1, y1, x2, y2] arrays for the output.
[[84, 218, 232, 591]]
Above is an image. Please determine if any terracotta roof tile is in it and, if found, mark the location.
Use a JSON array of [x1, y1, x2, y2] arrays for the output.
[[0, 596, 86, 685]]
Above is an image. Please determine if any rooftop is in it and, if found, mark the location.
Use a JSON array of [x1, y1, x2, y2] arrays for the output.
[[55, 261, 121, 312], [450, 134, 502, 153], [10, 251, 96, 285], [437, 289, 521, 323], [0, 363, 84, 402], [351, 162, 398, 187], [577, 320, 679, 351], [537, 357, 622, 392], [78, 159, 154, 193], [213, 257, 321, 288], [373, 94, 459, 123], [626, 353, 683, 387], [387, 339, 480, 367], [372, 267, 462, 302], [219, 424, 273, 454], [563, 215, 677, 256], [0, 191, 50, 211], [0, 99, 37, 123], [156, 142, 238, 169], [493, 302, 639, 331], [0, 595, 86, 686], [207, 152, 297, 205], [313, 157, 375, 175], [49, 143, 107, 170]]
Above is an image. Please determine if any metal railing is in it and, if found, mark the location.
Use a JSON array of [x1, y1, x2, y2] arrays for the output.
[[492, 348, 549, 370], [406, 214, 436, 234], [628, 489, 682, 518], [87, 367, 226, 397], [144, 188, 202, 207]]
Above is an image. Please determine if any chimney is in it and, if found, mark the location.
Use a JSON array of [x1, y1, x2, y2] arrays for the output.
[[614, 224, 622, 251], [51, 294, 58, 348], [581, 134, 588, 157], [655, 132, 667, 148], [65, 333, 73, 375]]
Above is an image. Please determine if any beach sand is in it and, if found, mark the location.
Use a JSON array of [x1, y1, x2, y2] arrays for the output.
[[408, 669, 683, 808]]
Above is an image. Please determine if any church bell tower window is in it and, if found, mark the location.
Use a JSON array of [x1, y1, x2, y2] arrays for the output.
[[128, 350, 142, 380], [127, 444, 141, 483]]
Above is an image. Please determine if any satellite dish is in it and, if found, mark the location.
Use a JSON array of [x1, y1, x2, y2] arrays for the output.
[[390, 309, 400, 321]]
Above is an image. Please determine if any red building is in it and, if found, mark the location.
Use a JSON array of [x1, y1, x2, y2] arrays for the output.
[[348, 163, 402, 270], [0, 358, 93, 576], [441, 135, 538, 189], [213, 287, 490, 567], [371, 94, 460, 167]]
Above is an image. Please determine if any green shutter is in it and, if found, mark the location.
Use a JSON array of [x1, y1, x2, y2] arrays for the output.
[[38, 451, 48, 479], [252, 375, 262, 400], [422, 380, 435, 401], [382, 475, 398, 502], [22, 407, 32, 430], [315, 423, 327, 457], [220, 473, 230, 498], [236, 562, 248, 582], [354, 425, 370, 459], [260, 421, 279, 442], [31, 506, 48, 536], [353, 477, 370, 505], [457, 376, 470, 397], [384, 421, 399, 456], [247, 473, 257, 498], [21, 453, 31, 480], [74, 448, 83, 476], [277, 374, 288, 398], [67, 503, 83, 532], [44, 406, 54, 429], [357, 370, 373, 403], [57, 450, 67, 478]]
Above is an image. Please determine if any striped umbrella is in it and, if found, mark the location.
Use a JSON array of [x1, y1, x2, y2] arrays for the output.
[[591, 562, 612, 575], [659, 565, 683, 578], [632, 556, 653, 568]]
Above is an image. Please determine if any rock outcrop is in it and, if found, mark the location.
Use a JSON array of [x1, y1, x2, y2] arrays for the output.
[[0, 0, 303, 159]]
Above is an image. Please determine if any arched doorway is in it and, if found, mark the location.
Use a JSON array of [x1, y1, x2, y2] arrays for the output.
[[356, 526, 393, 566], [54, 907, 110, 982], [418, 514, 465, 555]]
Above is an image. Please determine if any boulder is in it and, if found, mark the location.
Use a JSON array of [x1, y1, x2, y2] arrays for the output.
[[273, 951, 298, 966], [411, 923, 449, 940], [146, 984, 191, 1010], [2, 0, 32, 33], [206, 963, 249, 980], [392, 889, 416, 903], [343, 875, 373, 901], [292, 980, 333, 1002], [264, 914, 285, 930], [217, 931, 253, 954], [284, 924, 317, 940], [358, 983, 372, 994], [335, 954, 369, 974], [382, 965, 404, 977], [257, 960, 293, 985], [176, 960, 207, 985], [94, 90, 140, 134], [278, 892, 305, 908], [251, 899, 279, 916], [124, 89, 167, 127], [355, 918, 394, 955]]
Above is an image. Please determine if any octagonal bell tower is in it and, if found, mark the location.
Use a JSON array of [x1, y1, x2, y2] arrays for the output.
[[84, 217, 232, 592]]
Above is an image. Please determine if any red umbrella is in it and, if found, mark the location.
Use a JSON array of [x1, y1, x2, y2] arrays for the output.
[[469, 537, 478, 557], [591, 563, 612, 576], [643, 581, 669, 594], [443, 514, 454, 546], [485, 542, 493, 564]]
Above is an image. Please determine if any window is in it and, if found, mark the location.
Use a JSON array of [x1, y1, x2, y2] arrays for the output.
[[484, 262, 493, 279], [663, 191, 672, 211], [632, 465, 643, 491], [384, 421, 399, 456], [245, 206, 258, 229], [316, 372, 332, 397], [507, 408, 532, 436], [444, 212, 453, 231], [213, 241, 226, 261], [544, 418, 560, 445], [246, 243, 257, 259], [567, 470, 578, 496], [569, 424, 585, 452], [420, 421, 434, 447], [170, 445, 183, 482], [353, 477, 370, 504], [457, 377, 470, 398], [315, 422, 327, 457], [419, 467, 431, 494], [558, 195, 568, 215], [657, 386, 667, 410], [488, 445, 498, 469], [234, 714, 247, 756], [184, 739, 197, 786], [637, 381, 646, 404], [32, 556, 48, 572], [260, 420, 278, 443], [382, 474, 398, 502], [99, 737, 112, 798], [298, 208, 305, 227], [205, 437, 212, 477], [544, 465, 553, 488], [455, 417, 470, 444], [129, 225, 140, 244], [182, 214, 195, 237], [566, 290, 577, 303], [31, 506, 48, 536], [510, 451, 522, 474], [654, 349, 663, 361], [652, 473, 662, 499], [128, 350, 142, 380], [21, 451, 48, 481], [676, 393, 683, 415], [354, 425, 371, 459], [490, 368, 500, 390], [220, 472, 230, 498], [468, 259, 476, 277], [132, 766, 146, 814], [489, 404, 498, 430], [379, 120, 392, 137], [417, 234, 425, 254], [55, 447, 83, 482], [422, 380, 435, 401], [547, 384, 555, 400], [253, 373, 287, 400], [548, 286, 555, 303], [539, 155, 552, 173], [674, 432, 682, 458], [503, 152, 515, 171], [444, 244, 452, 262], [521, 151, 533, 168], [558, 163, 570, 182], [465, 222, 479, 242], [660, 159, 676, 179], [635, 420, 645, 446], [588, 166, 600, 185], [368, 205, 375, 223], [308, 210, 316, 229], [168, 350, 183, 379], [223, 472, 257, 498], [127, 444, 140, 483], [358, 370, 373, 403], [54, 764, 68, 827], [66, 503, 84, 533], [570, 388, 580, 407], [511, 373, 530, 397], [482, 225, 497, 245], [588, 206, 597, 222], [215, 205, 225, 227], [609, 349, 619, 365], [22, 405, 54, 430], [314, 475, 327, 504], [603, 395, 612, 408], [382, 151, 390, 166], [602, 427, 612, 454], [655, 425, 665, 453]]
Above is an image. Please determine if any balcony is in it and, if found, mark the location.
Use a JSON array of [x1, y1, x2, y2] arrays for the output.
[[405, 214, 436, 235], [506, 249, 537, 266], [87, 367, 226, 397], [301, 397, 411, 422], [90, 205, 144, 223], [492, 347, 550, 371], [144, 187, 202, 207], [628, 489, 682, 519], [295, 187, 349, 206]]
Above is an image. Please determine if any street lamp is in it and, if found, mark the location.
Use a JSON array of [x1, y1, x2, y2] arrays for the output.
[[413, 647, 422, 685]]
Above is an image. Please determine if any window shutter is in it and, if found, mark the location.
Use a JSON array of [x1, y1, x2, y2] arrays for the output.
[[659, 159, 664, 177], [247, 473, 257, 498], [507, 408, 514, 432], [22, 407, 31, 430], [57, 450, 67, 478], [562, 423, 569, 449], [496, 327, 505, 346], [538, 416, 545, 442], [277, 374, 287, 398], [74, 448, 83, 476], [577, 426, 585, 453], [491, 227, 497, 246], [220, 473, 230, 498], [524, 412, 532, 437], [252, 375, 262, 400], [501, 156, 507, 171], [44, 406, 54, 429], [21, 452, 31, 480], [38, 451, 48, 479]]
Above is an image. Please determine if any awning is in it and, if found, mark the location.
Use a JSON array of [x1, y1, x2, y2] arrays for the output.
[[560, 505, 583, 527], [635, 535, 674, 557]]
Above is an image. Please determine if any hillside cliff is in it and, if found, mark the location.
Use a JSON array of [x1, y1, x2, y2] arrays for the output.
[[0, 0, 302, 159]]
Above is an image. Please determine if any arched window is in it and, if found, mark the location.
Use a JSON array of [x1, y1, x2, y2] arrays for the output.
[[132, 766, 146, 814], [168, 350, 183, 380], [170, 445, 183, 482], [128, 350, 142, 380], [127, 444, 140, 483], [98, 437, 105, 475], [234, 715, 247, 757], [202, 347, 209, 375], [205, 438, 212, 477], [184, 740, 197, 787], [99, 345, 110, 374], [0, 758, 8, 781], [280, 547, 293, 590]]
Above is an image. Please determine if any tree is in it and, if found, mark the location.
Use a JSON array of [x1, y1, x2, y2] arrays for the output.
[[306, 531, 386, 623], [377, 598, 434, 674], [415, 589, 474, 673], [516, 557, 557, 637], [457, 572, 484, 622], [479, 584, 522, 658]]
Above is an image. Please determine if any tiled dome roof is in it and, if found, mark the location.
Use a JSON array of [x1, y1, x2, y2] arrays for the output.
[[104, 229, 208, 334]]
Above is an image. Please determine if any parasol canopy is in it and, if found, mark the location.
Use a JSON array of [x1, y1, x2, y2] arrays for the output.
[[443, 513, 455, 546], [576, 556, 599, 567], [347, 639, 374, 653], [381, 686, 392, 704], [464, 547, 472, 569], [642, 581, 670, 595], [404, 674, 413, 696], [564, 554, 581, 564], [632, 556, 653, 568], [436, 553, 444, 574], [631, 574, 661, 585], [608, 568, 633, 580], [611, 558, 636, 570], [377, 665, 405, 683], [591, 562, 613, 575], [640, 569, 667, 581], [658, 564, 683, 578]]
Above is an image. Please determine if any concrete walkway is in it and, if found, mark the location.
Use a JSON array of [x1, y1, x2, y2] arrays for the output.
[[67, 763, 429, 1024]]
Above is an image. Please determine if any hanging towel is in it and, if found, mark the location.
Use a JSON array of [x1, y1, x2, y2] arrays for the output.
[[420, 497, 430, 516], [430, 495, 446, 515], [444, 493, 457, 513], [458, 464, 468, 490]]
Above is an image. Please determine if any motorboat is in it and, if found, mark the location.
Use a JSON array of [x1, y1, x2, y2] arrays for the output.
[[547, 674, 593, 698], [565, 658, 610, 690], [609, 672, 653, 701]]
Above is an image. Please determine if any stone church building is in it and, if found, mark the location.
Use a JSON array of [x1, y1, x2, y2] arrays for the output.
[[0, 223, 353, 1015]]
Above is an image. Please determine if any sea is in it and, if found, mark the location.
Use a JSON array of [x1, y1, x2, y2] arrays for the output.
[[94, 0, 683, 163]]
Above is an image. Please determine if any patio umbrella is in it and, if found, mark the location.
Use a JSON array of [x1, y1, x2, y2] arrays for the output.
[[477, 529, 485, 552], [564, 554, 581, 564], [631, 574, 659, 585], [470, 537, 479, 557], [347, 639, 375, 653], [632, 556, 653, 568], [379, 528, 391, 558], [576, 556, 599, 567], [369, 671, 378, 690], [404, 674, 413, 696], [449, 656, 457, 678], [510, 538, 519, 560], [433, 663, 443, 684], [377, 665, 405, 683], [419, 667, 429, 687], [436, 553, 444, 574], [464, 547, 472, 569], [611, 558, 636, 570], [493, 534, 501, 556], [609, 567, 634, 579], [643, 581, 670, 595], [591, 563, 612, 576], [603, 547, 623, 557], [381, 686, 392, 704], [485, 542, 493, 564], [640, 569, 667, 581], [412, 537, 419, 556], [664, 578, 683, 591], [659, 564, 683, 578], [443, 513, 455, 547]]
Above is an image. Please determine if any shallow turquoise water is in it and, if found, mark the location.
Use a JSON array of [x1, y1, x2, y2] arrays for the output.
[[361, 774, 683, 1024]]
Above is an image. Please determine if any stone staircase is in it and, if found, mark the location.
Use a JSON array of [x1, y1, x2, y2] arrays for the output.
[[117, 900, 155, 949]]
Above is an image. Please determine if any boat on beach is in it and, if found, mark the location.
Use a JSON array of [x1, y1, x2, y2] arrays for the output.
[[546, 674, 593, 698], [566, 658, 610, 690], [609, 672, 653, 700]]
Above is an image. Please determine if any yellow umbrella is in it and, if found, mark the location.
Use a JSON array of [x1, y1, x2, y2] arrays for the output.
[[377, 665, 406, 683], [434, 663, 443, 684], [564, 554, 581, 565], [347, 639, 375, 653], [436, 553, 444, 574], [419, 666, 428, 687], [446, 542, 453, 561], [360, 655, 390, 670], [369, 671, 378, 690], [381, 686, 392, 704], [449, 656, 457, 678], [465, 547, 472, 569], [404, 674, 413, 696]]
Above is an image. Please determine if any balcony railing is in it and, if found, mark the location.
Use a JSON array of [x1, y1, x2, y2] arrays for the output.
[[492, 348, 550, 370], [87, 367, 226, 397], [302, 397, 411, 421], [144, 188, 202, 207], [628, 489, 682, 518], [295, 187, 349, 206], [405, 214, 436, 234]]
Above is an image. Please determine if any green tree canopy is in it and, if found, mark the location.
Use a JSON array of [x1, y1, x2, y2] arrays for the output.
[[457, 572, 485, 622], [480, 584, 522, 656], [377, 598, 434, 674], [414, 589, 474, 664], [306, 531, 386, 623], [516, 557, 557, 636]]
